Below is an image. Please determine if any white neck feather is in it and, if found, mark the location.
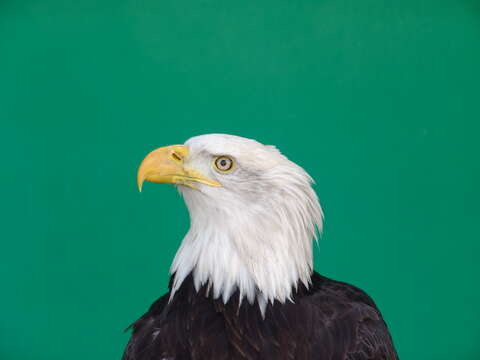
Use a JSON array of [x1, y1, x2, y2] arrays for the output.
[[169, 160, 323, 314]]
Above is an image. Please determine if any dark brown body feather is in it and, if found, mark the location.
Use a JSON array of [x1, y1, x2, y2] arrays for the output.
[[122, 272, 398, 360]]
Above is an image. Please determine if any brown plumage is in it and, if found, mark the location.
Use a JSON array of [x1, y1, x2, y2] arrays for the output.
[[122, 271, 398, 360]]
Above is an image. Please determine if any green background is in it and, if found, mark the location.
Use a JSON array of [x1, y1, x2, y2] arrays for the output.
[[1, 1, 479, 359]]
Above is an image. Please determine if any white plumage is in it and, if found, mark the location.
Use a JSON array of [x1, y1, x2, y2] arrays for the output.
[[169, 134, 323, 314]]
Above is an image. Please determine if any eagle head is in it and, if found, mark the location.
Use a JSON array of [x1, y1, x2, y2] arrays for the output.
[[137, 134, 323, 313]]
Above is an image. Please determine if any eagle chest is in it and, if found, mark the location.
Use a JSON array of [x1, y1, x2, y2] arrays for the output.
[[156, 295, 315, 360]]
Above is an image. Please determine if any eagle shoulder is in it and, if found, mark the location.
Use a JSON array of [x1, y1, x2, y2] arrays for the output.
[[121, 294, 169, 360], [307, 273, 399, 359]]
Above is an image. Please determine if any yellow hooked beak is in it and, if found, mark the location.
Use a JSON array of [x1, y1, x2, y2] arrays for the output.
[[137, 145, 221, 192]]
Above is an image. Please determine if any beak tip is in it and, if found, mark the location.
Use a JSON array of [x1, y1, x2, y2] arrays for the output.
[[137, 176, 145, 193]]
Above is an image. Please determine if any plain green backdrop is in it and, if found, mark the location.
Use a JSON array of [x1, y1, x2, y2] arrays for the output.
[[1, 0, 479, 359]]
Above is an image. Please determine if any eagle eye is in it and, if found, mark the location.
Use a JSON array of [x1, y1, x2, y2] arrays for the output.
[[214, 156, 234, 172]]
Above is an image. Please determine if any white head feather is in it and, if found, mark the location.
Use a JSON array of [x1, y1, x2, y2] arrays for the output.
[[170, 134, 323, 314]]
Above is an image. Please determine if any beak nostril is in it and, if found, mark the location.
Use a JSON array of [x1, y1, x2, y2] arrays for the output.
[[172, 152, 182, 162]]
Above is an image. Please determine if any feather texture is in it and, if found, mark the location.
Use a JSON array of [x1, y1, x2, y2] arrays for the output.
[[170, 134, 323, 312], [122, 272, 398, 360]]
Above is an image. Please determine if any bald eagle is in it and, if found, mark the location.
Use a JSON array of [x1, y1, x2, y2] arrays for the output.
[[123, 134, 398, 360]]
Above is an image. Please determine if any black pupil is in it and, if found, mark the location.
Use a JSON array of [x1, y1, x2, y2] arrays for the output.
[[220, 159, 228, 167]]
